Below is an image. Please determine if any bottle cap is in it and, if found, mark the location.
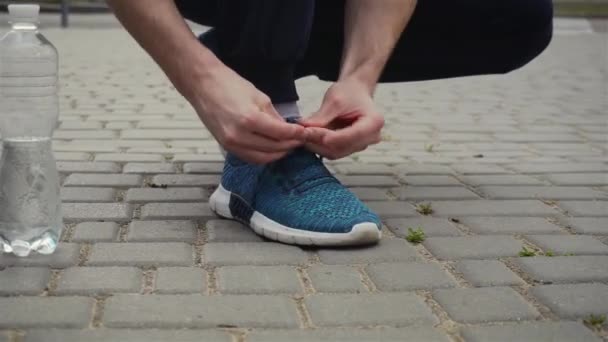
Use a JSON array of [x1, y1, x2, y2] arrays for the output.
[[8, 4, 40, 22]]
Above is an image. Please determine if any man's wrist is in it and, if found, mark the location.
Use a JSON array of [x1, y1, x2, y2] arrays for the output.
[[172, 45, 223, 101], [338, 60, 384, 95]]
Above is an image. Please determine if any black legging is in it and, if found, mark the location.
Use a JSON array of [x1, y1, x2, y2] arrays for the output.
[[175, 0, 554, 103]]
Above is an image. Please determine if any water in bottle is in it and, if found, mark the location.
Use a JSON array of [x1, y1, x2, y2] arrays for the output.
[[0, 4, 62, 257]]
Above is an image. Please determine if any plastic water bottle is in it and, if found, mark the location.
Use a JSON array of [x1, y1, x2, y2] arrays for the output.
[[0, 4, 62, 257]]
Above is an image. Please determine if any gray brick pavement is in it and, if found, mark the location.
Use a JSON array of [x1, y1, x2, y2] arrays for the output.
[[247, 327, 451, 342], [423, 236, 522, 260], [461, 321, 603, 342], [216, 266, 302, 294], [87, 243, 193, 267], [525, 235, 608, 255], [531, 283, 608, 319], [55, 267, 142, 295], [455, 260, 525, 287], [365, 262, 457, 291], [516, 256, 608, 283], [306, 265, 367, 293], [23, 329, 232, 342], [0, 268, 51, 295], [0, 297, 93, 328], [155, 267, 206, 294]]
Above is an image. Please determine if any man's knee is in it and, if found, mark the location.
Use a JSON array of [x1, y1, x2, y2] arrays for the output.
[[501, 0, 554, 73]]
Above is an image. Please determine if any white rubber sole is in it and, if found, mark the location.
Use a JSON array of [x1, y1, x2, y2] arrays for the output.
[[209, 184, 381, 246]]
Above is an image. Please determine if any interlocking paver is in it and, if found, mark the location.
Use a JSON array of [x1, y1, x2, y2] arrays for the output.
[[458, 217, 564, 235], [317, 239, 420, 264], [525, 235, 608, 255], [63, 203, 132, 222], [182, 162, 224, 174], [95, 153, 164, 162], [247, 327, 451, 342], [125, 188, 208, 203], [385, 217, 462, 237], [333, 163, 395, 175], [516, 256, 608, 283], [365, 201, 419, 218], [307, 265, 367, 293], [566, 217, 608, 234], [23, 329, 231, 342], [63, 173, 142, 187], [155, 267, 206, 294], [337, 175, 400, 187], [393, 164, 453, 175], [87, 243, 193, 266], [461, 321, 602, 342], [123, 162, 177, 174], [455, 260, 525, 287], [401, 175, 462, 186], [0, 297, 93, 328], [140, 203, 214, 220], [366, 262, 457, 291], [60, 186, 116, 203], [557, 201, 608, 216], [479, 186, 607, 200], [0, 268, 51, 295], [423, 236, 522, 260], [545, 173, 608, 186], [126, 220, 197, 242], [433, 287, 540, 323], [391, 186, 480, 200], [509, 163, 607, 174], [103, 294, 299, 328], [151, 174, 220, 187], [0, 243, 80, 268], [450, 163, 509, 174], [349, 187, 390, 200], [55, 267, 142, 295], [216, 266, 301, 294], [305, 293, 438, 327], [205, 220, 263, 242], [530, 283, 608, 319], [56, 161, 121, 173], [204, 242, 307, 266], [429, 200, 557, 217], [71, 222, 119, 242]]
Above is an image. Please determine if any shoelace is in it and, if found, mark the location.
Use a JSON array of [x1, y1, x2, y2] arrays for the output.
[[265, 148, 335, 192]]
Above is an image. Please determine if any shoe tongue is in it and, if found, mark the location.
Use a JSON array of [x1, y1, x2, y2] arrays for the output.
[[275, 148, 334, 189]]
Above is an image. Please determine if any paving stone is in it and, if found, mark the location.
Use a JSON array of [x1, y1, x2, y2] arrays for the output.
[[72, 222, 119, 242], [0, 268, 51, 295], [121, 129, 210, 140], [63, 203, 132, 222], [204, 243, 308, 266], [151, 174, 220, 187], [450, 163, 509, 174], [217, 266, 301, 294], [140, 203, 214, 220], [458, 217, 564, 235], [61, 187, 116, 202], [349, 187, 390, 200], [248, 327, 451, 342], [391, 187, 480, 201], [333, 163, 395, 175], [318, 239, 420, 264], [24, 329, 232, 342], [337, 175, 400, 187], [566, 217, 608, 234], [479, 186, 606, 200], [423, 236, 522, 260], [0, 332, 7, 342], [461, 321, 602, 342], [0, 243, 80, 268], [525, 235, 608, 255], [305, 293, 437, 327], [87, 243, 193, 266], [56, 161, 121, 174], [307, 265, 367, 293], [460, 175, 544, 186], [531, 283, 608, 319], [55, 267, 142, 295], [545, 173, 608, 186], [155, 267, 206, 294], [0, 297, 93, 328], [433, 287, 540, 323], [126, 220, 196, 242], [558, 201, 608, 216], [206, 220, 262, 242], [125, 188, 208, 203], [54, 152, 91, 161], [366, 262, 457, 291], [54, 130, 116, 139], [393, 164, 453, 175], [516, 256, 608, 284], [103, 294, 299, 328], [429, 200, 556, 217], [365, 201, 419, 218], [63, 174, 142, 188], [182, 162, 224, 174], [123, 163, 177, 174], [385, 217, 462, 237], [401, 175, 462, 186], [455, 260, 525, 287], [95, 153, 164, 162], [509, 163, 607, 174]]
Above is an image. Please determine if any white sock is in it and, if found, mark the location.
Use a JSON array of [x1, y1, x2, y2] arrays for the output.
[[274, 101, 300, 120]]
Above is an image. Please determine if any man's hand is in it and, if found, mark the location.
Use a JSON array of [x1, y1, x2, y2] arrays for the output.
[[189, 64, 307, 164], [299, 79, 384, 160]]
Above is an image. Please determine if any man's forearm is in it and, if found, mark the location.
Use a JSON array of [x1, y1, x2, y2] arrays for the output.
[[340, 0, 416, 93], [106, 0, 221, 99]]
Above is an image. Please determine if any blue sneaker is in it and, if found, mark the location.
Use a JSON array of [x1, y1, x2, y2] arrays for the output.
[[209, 148, 382, 246]]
